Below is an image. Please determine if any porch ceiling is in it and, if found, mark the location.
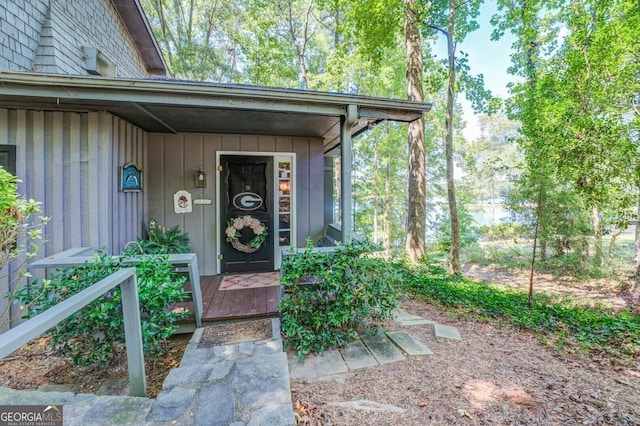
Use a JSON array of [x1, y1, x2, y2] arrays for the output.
[[0, 72, 431, 151]]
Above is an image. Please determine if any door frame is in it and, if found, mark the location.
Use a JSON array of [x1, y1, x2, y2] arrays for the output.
[[216, 151, 296, 274]]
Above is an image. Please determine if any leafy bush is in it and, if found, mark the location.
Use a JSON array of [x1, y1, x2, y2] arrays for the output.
[[401, 263, 640, 362], [126, 218, 192, 255], [477, 222, 529, 241], [1, 167, 48, 328], [279, 239, 399, 359], [14, 251, 189, 368]]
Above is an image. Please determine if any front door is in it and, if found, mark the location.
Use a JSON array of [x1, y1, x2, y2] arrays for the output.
[[220, 155, 274, 273]]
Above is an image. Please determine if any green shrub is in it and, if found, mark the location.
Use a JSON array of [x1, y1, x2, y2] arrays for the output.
[[1, 167, 48, 329], [279, 239, 399, 359], [126, 218, 192, 255], [14, 251, 189, 368]]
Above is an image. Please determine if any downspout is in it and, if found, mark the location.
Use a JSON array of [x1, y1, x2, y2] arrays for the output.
[[341, 104, 357, 242]]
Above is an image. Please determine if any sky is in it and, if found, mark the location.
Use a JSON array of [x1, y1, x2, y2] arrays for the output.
[[436, 1, 517, 140]]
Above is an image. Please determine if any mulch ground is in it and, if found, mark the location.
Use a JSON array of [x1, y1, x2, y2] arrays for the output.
[[291, 298, 640, 425], [0, 333, 190, 398]]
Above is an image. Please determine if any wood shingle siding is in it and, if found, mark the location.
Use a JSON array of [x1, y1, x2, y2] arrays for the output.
[[1, 0, 150, 77]]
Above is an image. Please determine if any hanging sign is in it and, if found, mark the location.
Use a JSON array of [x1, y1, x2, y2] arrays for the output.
[[232, 192, 263, 211], [173, 190, 192, 214]]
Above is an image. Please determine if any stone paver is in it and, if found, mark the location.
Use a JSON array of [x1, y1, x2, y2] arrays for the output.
[[386, 331, 434, 356], [146, 386, 196, 423], [286, 308, 464, 379], [341, 340, 378, 370], [361, 334, 406, 365], [312, 349, 349, 376], [434, 323, 462, 340], [393, 307, 436, 326], [288, 348, 348, 379]]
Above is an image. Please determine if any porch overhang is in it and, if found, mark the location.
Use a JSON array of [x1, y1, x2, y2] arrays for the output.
[[0, 71, 431, 151]]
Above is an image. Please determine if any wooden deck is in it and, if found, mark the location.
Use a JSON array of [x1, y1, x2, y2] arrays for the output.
[[175, 275, 280, 326]]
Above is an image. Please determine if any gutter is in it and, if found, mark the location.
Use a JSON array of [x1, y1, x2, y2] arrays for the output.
[[0, 71, 431, 121]]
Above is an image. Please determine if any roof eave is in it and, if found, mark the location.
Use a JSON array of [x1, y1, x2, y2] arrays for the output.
[[110, 0, 170, 77]]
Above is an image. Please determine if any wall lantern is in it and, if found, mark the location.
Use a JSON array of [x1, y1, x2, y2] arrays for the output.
[[195, 168, 207, 188]]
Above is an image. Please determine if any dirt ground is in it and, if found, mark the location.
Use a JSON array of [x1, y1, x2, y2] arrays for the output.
[[291, 297, 640, 425]]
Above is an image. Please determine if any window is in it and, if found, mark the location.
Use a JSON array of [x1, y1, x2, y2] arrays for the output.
[[0, 145, 16, 175]]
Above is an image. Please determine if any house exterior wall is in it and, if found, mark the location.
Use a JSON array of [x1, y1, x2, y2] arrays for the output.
[[146, 133, 325, 276], [0, 0, 149, 77], [0, 108, 146, 329]]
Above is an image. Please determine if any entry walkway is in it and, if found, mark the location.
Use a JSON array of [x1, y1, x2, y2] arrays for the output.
[[0, 319, 295, 426], [146, 320, 294, 425], [0, 308, 461, 425]]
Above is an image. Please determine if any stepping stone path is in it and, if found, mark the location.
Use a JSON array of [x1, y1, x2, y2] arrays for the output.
[[0, 308, 461, 425], [287, 307, 462, 379]]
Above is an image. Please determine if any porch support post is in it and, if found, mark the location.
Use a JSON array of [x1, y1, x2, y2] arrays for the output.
[[340, 104, 357, 242]]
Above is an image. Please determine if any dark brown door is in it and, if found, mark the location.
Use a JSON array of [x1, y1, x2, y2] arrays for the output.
[[220, 156, 274, 273]]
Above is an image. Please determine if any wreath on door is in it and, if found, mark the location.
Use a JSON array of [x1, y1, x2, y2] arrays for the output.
[[225, 215, 268, 253]]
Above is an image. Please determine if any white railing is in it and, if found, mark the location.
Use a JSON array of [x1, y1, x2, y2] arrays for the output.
[[0, 268, 147, 397]]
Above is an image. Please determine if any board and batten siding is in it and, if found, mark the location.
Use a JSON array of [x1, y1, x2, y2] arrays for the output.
[[146, 133, 325, 276], [0, 109, 146, 330]]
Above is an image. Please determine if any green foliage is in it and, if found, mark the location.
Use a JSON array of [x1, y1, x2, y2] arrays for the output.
[[128, 219, 192, 255], [1, 167, 48, 328], [279, 239, 399, 359], [434, 204, 479, 252], [477, 222, 529, 241], [402, 263, 640, 362], [13, 251, 189, 368], [0, 167, 47, 269]]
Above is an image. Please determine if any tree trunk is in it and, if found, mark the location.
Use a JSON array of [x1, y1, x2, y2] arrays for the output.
[[384, 122, 392, 256], [384, 162, 392, 256], [592, 205, 604, 266], [607, 227, 622, 266], [633, 189, 640, 316], [404, 0, 426, 264], [445, 0, 460, 274]]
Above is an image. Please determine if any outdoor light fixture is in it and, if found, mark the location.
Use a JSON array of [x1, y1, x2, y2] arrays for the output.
[[195, 168, 207, 188]]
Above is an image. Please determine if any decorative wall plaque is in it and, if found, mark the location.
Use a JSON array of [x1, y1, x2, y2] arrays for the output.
[[120, 163, 142, 192], [173, 190, 192, 214]]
